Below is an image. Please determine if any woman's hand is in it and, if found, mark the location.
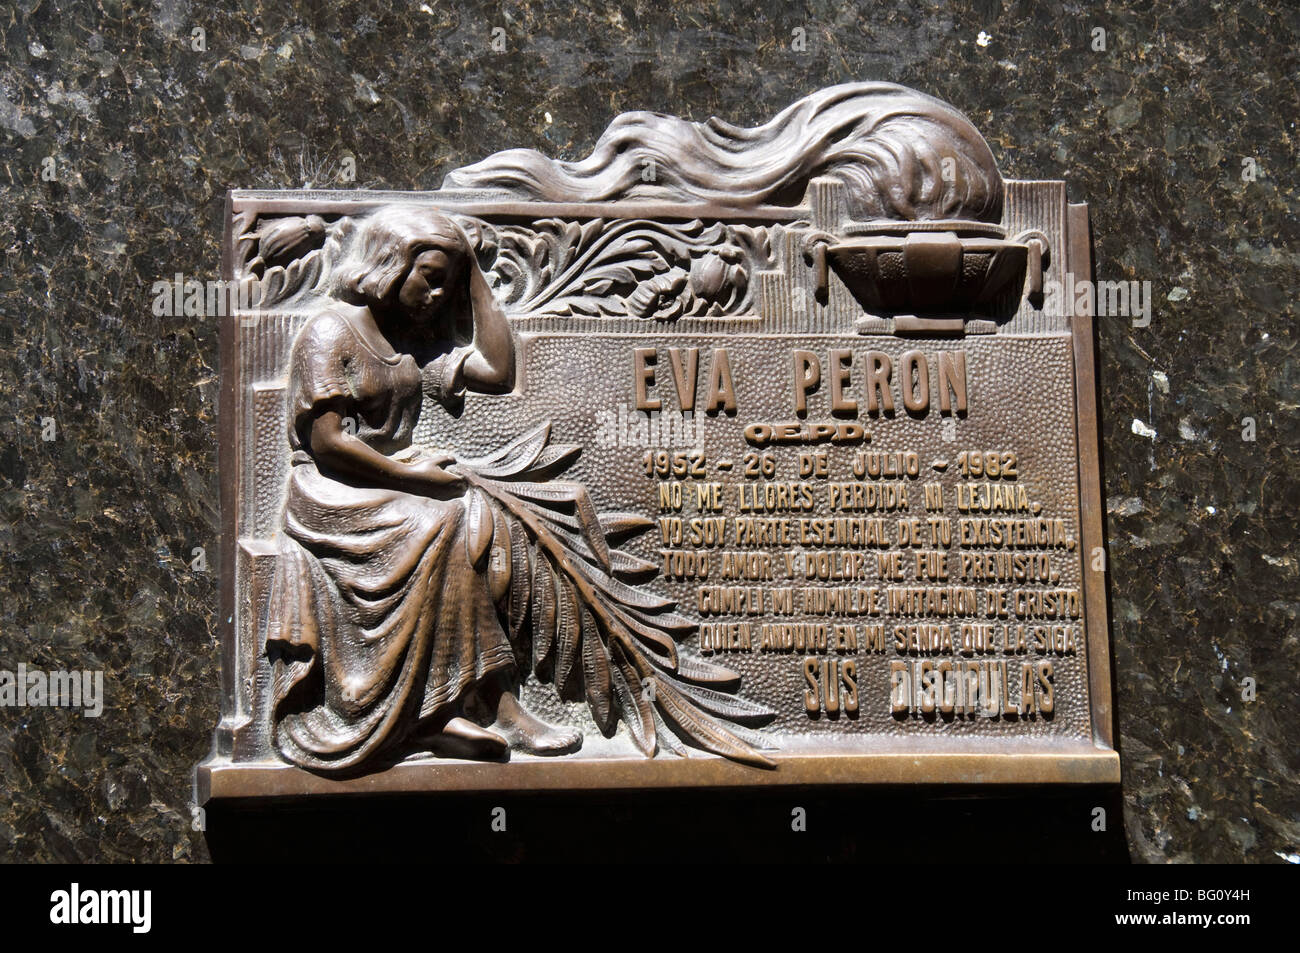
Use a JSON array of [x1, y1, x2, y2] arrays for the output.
[[403, 454, 464, 491], [308, 411, 465, 495]]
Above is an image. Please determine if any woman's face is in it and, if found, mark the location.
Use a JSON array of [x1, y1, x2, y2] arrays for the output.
[[395, 246, 460, 323]]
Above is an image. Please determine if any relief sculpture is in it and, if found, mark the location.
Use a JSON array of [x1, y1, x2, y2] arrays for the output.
[[199, 81, 1117, 796], [261, 206, 772, 773]]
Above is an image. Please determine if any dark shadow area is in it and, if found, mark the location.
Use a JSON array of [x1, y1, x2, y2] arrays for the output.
[[206, 784, 1130, 863]]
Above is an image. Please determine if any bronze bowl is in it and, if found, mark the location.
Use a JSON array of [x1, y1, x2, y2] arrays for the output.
[[812, 221, 1048, 317]]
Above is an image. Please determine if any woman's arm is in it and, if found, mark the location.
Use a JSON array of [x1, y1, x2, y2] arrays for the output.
[[307, 408, 461, 494], [459, 260, 516, 393]]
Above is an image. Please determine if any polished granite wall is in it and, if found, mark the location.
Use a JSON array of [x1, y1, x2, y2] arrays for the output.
[[0, 0, 1294, 862]]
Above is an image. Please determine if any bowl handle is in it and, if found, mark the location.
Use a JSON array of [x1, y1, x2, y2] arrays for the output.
[[1013, 229, 1051, 306], [801, 232, 835, 305]]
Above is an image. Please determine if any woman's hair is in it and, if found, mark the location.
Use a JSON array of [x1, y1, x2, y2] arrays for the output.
[[331, 207, 470, 306]]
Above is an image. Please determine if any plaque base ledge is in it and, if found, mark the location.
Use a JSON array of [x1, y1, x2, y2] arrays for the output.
[[196, 746, 1119, 803]]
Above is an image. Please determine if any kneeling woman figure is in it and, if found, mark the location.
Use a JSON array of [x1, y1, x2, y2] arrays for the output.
[[264, 206, 580, 772]]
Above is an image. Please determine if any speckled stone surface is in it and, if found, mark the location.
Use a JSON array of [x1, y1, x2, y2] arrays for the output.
[[0, 0, 1294, 863]]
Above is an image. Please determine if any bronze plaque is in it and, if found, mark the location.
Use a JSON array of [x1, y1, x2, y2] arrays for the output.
[[197, 82, 1118, 800]]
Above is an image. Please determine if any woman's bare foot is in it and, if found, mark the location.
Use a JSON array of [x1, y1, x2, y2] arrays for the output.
[[493, 690, 583, 755], [420, 716, 509, 760]]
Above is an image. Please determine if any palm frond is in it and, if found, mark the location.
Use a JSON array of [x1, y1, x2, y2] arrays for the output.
[[451, 423, 776, 766]]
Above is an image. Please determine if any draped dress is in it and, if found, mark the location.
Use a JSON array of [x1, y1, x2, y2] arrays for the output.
[[264, 310, 514, 771]]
